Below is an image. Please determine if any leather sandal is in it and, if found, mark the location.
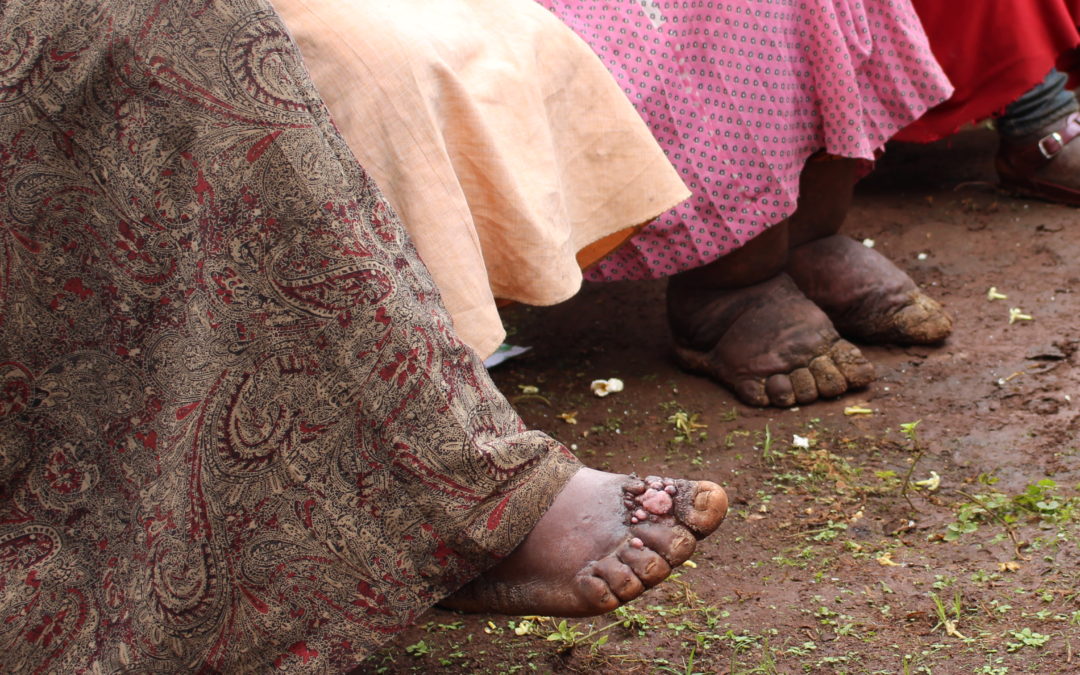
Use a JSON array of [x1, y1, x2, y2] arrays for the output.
[[996, 111, 1080, 207]]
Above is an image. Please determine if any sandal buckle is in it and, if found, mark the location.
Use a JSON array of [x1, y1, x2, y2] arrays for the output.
[[1038, 131, 1064, 159]]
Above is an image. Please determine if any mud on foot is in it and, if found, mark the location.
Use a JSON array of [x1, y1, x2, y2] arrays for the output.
[[441, 467, 728, 617], [667, 273, 875, 407], [786, 234, 952, 344]]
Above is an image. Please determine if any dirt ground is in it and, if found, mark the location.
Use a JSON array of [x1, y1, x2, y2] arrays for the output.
[[362, 130, 1080, 674]]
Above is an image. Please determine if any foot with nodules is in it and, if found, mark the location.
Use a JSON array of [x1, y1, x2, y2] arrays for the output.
[[785, 234, 952, 345], [667, 273, 875, 407], [441, 467, 728, 617]]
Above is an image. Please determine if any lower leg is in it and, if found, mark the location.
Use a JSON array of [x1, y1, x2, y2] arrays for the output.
[[787, 154, 857, 246], [996, 69, 1080, 206], [670, 219, 789, 291], [998, 69, 1078, 139]]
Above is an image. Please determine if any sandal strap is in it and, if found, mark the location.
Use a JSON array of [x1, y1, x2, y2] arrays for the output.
[[1001, 111, 1080, 175]]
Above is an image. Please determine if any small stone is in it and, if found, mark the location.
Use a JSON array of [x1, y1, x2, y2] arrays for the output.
[[630, 537, 644, 549], [664, 485, 678, 495], [634, 509, 648, 521]]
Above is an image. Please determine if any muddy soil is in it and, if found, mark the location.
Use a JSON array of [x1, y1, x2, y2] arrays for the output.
[[363, 130, 1080, 674]]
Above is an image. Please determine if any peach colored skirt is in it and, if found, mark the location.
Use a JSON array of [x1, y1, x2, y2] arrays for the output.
[[276, 0, 690, 357]]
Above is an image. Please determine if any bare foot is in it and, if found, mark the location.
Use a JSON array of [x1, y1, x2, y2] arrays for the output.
[[441, 467, 727, 617], [785, 235, 952, 344], [667, 273, 874, 407]]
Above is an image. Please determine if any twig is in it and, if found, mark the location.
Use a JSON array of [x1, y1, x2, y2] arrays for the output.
[[951, 488, 1029, 560], [900, 443, 927, 514], [510, 393, 552, 406]]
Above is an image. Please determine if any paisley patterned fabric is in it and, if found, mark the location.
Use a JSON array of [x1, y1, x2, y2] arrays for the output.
[[0, 0, 577, 671]]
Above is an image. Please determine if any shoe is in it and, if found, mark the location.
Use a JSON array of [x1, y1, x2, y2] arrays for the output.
[[996, 110, 1080, 207]]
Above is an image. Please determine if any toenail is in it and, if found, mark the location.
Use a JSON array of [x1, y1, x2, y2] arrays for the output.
[[694, 489, 713, 510], [630, 537, 644, 549]]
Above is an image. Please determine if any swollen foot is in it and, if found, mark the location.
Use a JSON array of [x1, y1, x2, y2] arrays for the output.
[[441, 467, 727, 617], [785, 235, 952, 344], [668, 273, 875, 407]]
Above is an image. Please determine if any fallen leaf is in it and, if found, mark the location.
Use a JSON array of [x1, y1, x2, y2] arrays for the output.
[[844, 405, 874, 416], [876, 552, 902, 567], [913, 471, 941, 491]]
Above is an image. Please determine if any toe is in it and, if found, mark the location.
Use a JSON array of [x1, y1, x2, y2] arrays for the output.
[[788, 367, 818, 404], [617, 545, 671, 587], [574, 573, 619, 613], [828, 340, 875, 388], [733, 377, 769, 406], [632, 521, 697, 566], [667, 479, 728, 536], [893, 293, 952, 344], [765, 373, 796, 407], [591, 556, 646, 602], [808, 355, 847, 398]]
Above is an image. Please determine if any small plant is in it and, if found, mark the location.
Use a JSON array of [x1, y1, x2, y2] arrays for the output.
[[759, 424, 777, 463], [1005, 627, 1050, 651], [942, 478, 1080, 554], [808, 520, 848, 542], [544, 619, 586, 649], [404, 639, 430, 658], [929, 590, 966, 638], [667, 410, 707, 444], [899, 420, 926, 511]]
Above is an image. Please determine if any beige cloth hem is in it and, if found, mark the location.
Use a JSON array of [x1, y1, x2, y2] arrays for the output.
[[275, 0, 689, 358]]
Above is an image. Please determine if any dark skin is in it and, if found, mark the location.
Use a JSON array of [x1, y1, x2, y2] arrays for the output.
[[443, 467, 728, 616], [447, 158, 948, 617], [668, 157, 952, 407]]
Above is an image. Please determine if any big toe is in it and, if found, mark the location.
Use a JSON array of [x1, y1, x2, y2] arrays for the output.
[[830, 340, 875, 387], [887, 292, 953, 344], [675, 480, 728, 537]]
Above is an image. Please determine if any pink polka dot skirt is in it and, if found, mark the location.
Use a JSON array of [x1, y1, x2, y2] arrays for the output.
[[537, 0, 954, 281]]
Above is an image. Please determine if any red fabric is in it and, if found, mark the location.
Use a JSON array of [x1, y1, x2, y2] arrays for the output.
[[896, 0, 1080, 142]]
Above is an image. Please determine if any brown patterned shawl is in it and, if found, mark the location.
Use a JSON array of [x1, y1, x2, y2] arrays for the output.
[[0, 0, 577, 671]]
